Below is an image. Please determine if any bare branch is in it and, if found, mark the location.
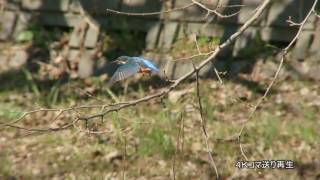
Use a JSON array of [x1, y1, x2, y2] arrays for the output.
[[192, 63, 219, 179], [286, 16, 302, 26], [212, 66, 223, 84], [77, 0, 271, 121], [172, 113, 184, 180], [107, 1, 242, 19], [106, 3, 194, 16], [0, 119, 73, 132], [169, 51, 213, 62], [191, 0, 242, 19]]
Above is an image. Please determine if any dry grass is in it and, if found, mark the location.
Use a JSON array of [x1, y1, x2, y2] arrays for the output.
[[0, 71, 319, 179]]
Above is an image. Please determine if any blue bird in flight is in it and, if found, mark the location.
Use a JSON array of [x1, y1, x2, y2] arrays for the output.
[[108, 56, 160, 86]]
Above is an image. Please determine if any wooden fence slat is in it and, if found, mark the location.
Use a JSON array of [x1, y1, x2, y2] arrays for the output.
[[170, 0, 207, 22], [309, 19, 320, 57], [121, 0, 162, 13], [69, 21, 87, 48], [13, 12, 32, 38], [0, 11, 17, 40], [146, 22, 161, 50], [8, 48, 28, 69], [238, 0, 266, 25], [73, 0, 120, 14], [109, 17, 155, 32], [292, 31, 313, 60], [38, 13, 81, 27], [84, 25, 100, 48], [22, 0, 70, 12], [180, 22, 224, 37], [232, 27, 257, 57], [266, 0, 315, 29], [5, 0, 21, 11], [260, 27, 297, 42], [0, 53, 9, 72], [158, 22, 179, 49], [78, 50, 95, 78]]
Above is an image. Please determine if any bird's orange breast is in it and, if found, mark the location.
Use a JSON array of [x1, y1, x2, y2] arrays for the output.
[[139, 67, 152, 75]]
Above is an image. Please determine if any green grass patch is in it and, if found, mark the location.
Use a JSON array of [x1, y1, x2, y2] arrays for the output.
[[138, 127, 175, 158], [0, 103, 24, 120], [0, 150, 13, 177], [245, 112, 281, 148]]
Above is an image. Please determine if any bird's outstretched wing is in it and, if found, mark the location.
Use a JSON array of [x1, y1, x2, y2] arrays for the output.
[[108, 61, 140, 86], [133, 57, 160, 74]]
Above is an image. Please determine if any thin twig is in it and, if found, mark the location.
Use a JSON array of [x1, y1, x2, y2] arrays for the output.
[[169, 51, 213, 62], [106, 3, 194, 16], [107, 1, 241, 19], [72, 118, 114, 134], [0, 120, 73, 132], [172, 113, 184, 180], [192, 0, 242, 19], [193, 63, 219, 179], [122, 135, 127, 180], [213, 65, 223, 84]]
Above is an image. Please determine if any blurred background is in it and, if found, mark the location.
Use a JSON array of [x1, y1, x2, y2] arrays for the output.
[[0, 0, 319, 179]]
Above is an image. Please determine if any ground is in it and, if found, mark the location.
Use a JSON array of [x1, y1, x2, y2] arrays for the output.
[[0, 65, 319, 179]]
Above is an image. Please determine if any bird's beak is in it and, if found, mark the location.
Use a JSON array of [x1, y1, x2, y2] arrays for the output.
[[111, 59, 126, 65], [110, 60, 119, 64]]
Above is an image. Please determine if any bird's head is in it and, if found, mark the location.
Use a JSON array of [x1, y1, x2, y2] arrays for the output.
[[112, 56, 130, 65]]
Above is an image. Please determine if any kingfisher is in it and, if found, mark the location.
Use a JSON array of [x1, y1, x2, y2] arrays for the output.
[[108, 56, 160, 86]]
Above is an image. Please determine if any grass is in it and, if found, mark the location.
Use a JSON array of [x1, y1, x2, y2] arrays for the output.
[[0, 28, 319, 179], [0, 103, 24, 120], [0, 150, 13, 177], [0, 77, 319, 179], [138, 127, 175, 158]]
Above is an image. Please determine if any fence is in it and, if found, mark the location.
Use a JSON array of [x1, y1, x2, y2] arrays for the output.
[[0, 0, 319, 78]]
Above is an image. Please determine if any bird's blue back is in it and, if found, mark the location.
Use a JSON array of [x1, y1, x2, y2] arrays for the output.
[[132, 57, 160, 73]]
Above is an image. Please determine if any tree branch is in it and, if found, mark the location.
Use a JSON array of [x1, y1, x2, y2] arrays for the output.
[[79, 0, 272, 121]]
